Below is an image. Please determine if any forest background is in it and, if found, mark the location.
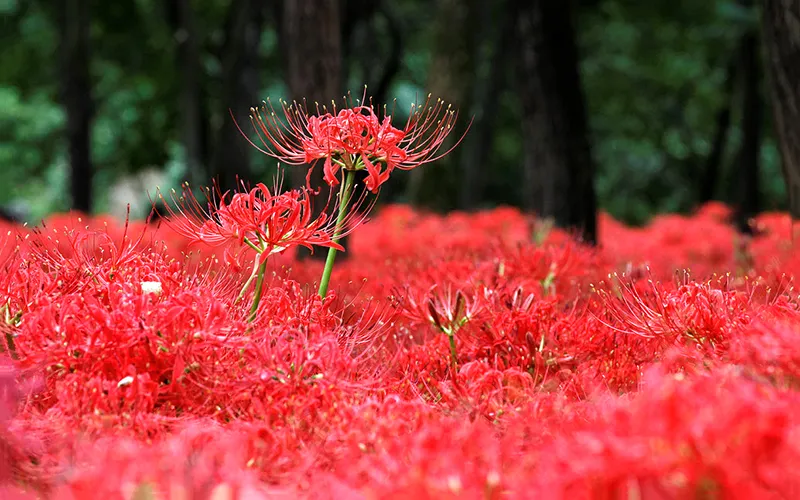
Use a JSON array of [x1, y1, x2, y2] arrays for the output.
[[0, 0, 785, 242]]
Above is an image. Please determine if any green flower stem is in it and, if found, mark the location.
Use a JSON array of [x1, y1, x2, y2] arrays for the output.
[[1, 304, 18, 360], [4, 331, 16, 360], [243, 237, 262, 253], [447, 332, 458, 368], [234, 255, 262, 306], [318, 169, 357, 298], [248, 257, 268, 322]]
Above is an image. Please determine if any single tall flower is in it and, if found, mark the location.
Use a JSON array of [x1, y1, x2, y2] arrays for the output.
[[395, 284, 484, 367], [243, 92, 464, 193], [235, 90, 467, 299]]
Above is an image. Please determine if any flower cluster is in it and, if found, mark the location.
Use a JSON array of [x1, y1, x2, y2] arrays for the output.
[[158, 182, 353, 261], [246, 93, 462, 193], [2, 204, 800, 496]]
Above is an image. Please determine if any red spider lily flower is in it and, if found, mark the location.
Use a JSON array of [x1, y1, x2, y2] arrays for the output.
[[241, 92, 465, 193], [394, 284, 486, 367], [157, 181, 363, 262], [396, 284, 485, 335]]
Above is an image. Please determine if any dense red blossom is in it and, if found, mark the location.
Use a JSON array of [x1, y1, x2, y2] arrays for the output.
[[4, 202, 800, 497]]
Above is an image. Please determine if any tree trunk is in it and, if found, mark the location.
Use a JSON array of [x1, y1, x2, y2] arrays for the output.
[[339, 1, 404, 203], [60, 0, 94, 213], [370, 3, 403, 116], [343, 1, 401, 112], [283, 0, 342, 190], [282, 0, 342, 259], [736, 20, 763, 233], [405, 0, 472, 207], [699, 57, 736, 204], [170, 0, 206, 186], [208, 0, 265, 194], [515, 0, 597, 244], [763, 0, 800, 219], [459, 0, 514, 209], [367, 3, 404, 203]]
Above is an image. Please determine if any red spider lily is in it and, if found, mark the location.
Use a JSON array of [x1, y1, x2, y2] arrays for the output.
[[243, 92, 464, 193], [157, 181, 363, 262], [10, 201, 800, 496], [399, 284, 487, 333], [394, 284, 486, 367]]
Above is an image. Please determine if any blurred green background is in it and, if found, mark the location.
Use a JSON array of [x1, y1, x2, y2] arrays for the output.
[[0, 0, 785, 226]]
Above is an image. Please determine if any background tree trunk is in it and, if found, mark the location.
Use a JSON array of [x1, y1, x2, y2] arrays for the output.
[[699, 56, 736, 204], [368, 3, 403, 117], [459, 0, 514, 209], [208, 0, 265, 194], [342, 1, 405, 202], [283, 0, 342, 189], [405, 0, 472, 207], [169, 0, 206, 187], [763, 0, 800, 219], [283, 0, 342, 259], [735, 12, 763, 233], [515, 0, 597, 243], [60, 0, 94, 213]]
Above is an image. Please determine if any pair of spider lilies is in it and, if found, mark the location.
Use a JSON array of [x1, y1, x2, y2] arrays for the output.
[[158, 92, 464, 319]]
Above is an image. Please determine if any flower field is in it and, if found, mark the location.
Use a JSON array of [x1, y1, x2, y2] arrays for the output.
[[1, 200, 800, 499]]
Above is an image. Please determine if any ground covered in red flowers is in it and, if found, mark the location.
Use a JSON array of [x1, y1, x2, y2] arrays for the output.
[[1, 201, 800, 499]]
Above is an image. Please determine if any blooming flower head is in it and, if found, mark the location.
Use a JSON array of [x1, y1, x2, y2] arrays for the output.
[[241, 91, 464, 193], [398, 284, 484, 336], [157, 181, 362, 261]]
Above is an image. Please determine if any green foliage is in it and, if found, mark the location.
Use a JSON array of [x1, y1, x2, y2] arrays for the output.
[[580, 0, 783, 224], [0, 0, 788, 225], [0, 86, 67, 219]]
